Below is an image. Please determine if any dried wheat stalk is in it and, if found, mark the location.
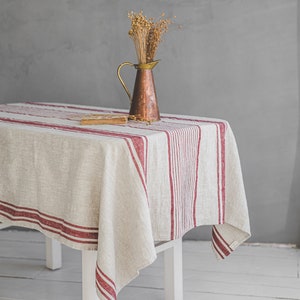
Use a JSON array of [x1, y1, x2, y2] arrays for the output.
[[128, 11, 172, 64]]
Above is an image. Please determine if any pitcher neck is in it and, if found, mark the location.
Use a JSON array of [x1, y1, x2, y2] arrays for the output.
[[134, 60, 159, 70]]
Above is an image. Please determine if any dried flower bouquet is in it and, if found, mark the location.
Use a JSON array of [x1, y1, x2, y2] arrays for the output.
[[128, 11, 172, 64]]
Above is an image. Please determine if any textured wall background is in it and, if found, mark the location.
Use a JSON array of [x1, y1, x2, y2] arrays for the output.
[[0, 0, 299, 244]]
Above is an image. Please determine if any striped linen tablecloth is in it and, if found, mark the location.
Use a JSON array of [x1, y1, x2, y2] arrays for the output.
[[0, 102, 250, 299]]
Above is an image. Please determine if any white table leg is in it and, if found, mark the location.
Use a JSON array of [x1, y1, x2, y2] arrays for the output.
[[45, 237, 62, 270], [1, 229, 62, 271], [82, 250, 98, 300], [163, 239, 183, 300], [155, 239, 183, 300]]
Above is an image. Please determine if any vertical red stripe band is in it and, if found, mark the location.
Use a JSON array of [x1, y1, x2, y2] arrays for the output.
[[96, 266, 116, 300], [193, 126, 201, 227]]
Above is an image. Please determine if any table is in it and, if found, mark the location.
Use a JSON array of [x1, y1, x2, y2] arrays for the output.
[[0, 102, 250, 300]]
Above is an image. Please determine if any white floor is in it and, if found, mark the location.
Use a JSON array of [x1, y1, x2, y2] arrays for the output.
[[0, 230, 299, 300]]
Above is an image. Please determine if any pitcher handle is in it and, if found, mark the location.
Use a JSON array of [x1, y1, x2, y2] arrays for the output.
[[117, 62, 134, 102]]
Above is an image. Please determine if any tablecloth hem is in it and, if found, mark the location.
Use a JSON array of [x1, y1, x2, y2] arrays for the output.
[[95, 252, 157, 300], [0, 217, 98, 251]]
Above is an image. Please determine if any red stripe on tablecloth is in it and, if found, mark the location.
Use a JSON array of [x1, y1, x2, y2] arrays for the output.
[[213, 225, 232, 251], [0, 200, 97, 230], [216, 122, 226, 224], [25, 102, 127, 116], [219, 122, 226, 224], [25, 101, 122, 113], [216, 124, 221, 224], [162, 115, 227, 125], [97, 265, 116, 289], [212, 226, 232, 257], [126, 136, 148, 180], [144, 136, 148, 180], [131, 137, 145, 172], [0, 201, 98, 244], [0, 116, 127, 138], [0, 104, 89, 120], [193, 126, 201, 227], [0, 211, 97, 245], [124, 139, 148, 199], [212, 237, 225, 259], [96, 265, 117, 300], [165, 131, 175, 240], [0, 103, 127, 121], [96, 281, 111, 300]]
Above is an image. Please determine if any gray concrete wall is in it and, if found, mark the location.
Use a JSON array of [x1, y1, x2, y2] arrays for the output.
[[0, 0, 299, 244]]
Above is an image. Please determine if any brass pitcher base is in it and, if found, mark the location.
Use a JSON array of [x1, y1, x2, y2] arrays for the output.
[[128, 114, 160, 123]]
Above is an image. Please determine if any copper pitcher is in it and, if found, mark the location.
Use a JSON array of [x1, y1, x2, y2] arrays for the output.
[[117, 60, 160, 122]]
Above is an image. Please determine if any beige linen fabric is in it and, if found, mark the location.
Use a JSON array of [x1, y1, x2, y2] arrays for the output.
[[0, 102, 250, 299]]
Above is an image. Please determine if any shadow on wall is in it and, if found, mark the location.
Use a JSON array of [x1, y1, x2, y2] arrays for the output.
[[287, 1, 300, 246]]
